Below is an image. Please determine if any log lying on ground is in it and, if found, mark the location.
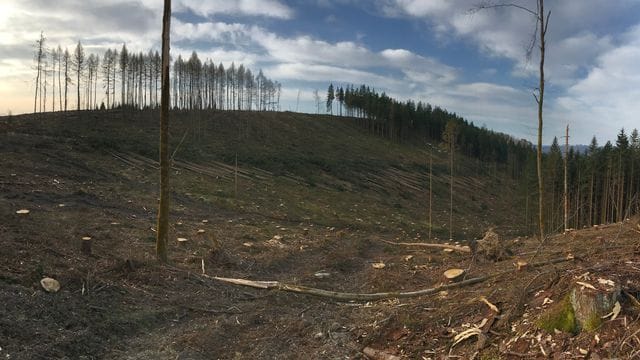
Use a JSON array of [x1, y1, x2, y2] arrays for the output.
[[204, 256, 575, 302], [208, 274, 489, 301], [382, 240, 471, 253]]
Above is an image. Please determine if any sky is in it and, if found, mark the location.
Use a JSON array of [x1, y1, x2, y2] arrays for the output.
[[1, 0, 639, 144]]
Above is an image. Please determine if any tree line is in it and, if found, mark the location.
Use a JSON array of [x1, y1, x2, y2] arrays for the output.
[[538, 129, 640, 233], [324, 83, 533, 177], [32, 33, 281, 112]]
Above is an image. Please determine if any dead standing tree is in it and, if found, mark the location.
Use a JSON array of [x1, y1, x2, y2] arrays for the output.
[[33, 31, 46, 113], [473, 0, 550, 244], [156, 0, 171, 262]]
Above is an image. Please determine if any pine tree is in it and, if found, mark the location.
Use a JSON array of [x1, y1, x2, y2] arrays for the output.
[[326, 83, 334, 115]]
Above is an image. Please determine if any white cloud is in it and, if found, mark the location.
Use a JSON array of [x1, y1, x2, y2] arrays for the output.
[[554, 24, 640, 143], [175, 0, 293, 19]]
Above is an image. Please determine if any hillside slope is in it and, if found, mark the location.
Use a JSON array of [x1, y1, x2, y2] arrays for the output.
[[3, 110, 637, 359], [2, 109, 527, 239]]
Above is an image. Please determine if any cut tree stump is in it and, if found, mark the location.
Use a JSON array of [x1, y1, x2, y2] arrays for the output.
[[476, 228, 511, 261], [443, 268, 465, 282], [570, 278, 621, 332], [81, 237, 92, 255]]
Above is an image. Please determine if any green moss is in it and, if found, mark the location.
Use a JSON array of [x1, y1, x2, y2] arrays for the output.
[[536, 295, 578, 335], [582, 312, 602, 332]]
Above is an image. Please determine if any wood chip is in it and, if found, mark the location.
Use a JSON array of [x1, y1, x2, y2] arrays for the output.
[[515, 260, 528, 271], [82, 236, 91, 241], [576, 281, 596, 290], [602, 301, 621, 320], [452, 327, 482, 347], [372, 262, 386, 269], [197, 229, 205, 234], [16, 209, 30, 214], [177, 237, 188, 242], [479, 296, 500, 313]]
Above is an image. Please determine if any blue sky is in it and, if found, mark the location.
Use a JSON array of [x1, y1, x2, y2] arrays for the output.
[[1, 0, 640, 144]]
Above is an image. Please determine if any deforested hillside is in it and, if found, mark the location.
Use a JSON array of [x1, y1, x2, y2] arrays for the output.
[[2, 110, 640, 359], [1, 109, 529, 240]]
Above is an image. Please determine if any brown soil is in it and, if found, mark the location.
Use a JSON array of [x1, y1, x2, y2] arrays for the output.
[[2, 111, 640, 359]]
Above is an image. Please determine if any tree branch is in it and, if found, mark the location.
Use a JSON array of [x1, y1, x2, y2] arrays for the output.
[[471, 2, 538, 17], [200, 256, 575, 302]]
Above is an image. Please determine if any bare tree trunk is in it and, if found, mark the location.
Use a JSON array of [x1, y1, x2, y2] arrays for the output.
[[536, 0, 549, 242], [156, 0, 172, 262], [450, 142, 454, 240], [58, 46, 62, 111], [429, 150, 433, 241], [564, 124, 569, 232]]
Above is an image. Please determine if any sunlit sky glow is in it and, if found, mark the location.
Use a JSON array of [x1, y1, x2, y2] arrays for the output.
[[1, 0, 640, 144]]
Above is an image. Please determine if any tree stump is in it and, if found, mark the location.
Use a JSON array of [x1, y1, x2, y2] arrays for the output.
[[444, 268, 465, 282], [570, 279, 620, 332], [476, 228, 511, 261], [81, 237, 92, 255]]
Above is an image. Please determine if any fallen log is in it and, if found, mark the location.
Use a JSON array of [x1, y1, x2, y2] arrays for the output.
[[180, 256, 574, 302], [208, 274, 489, 301], [382, 240, 471, 253]]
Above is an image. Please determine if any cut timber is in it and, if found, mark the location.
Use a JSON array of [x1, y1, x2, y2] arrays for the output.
[[570, 278, 621, 332], [382, 240, 470, 253], [444, 268, 465, 282], [81, 236, 92, 256], [362, 347, 401, 360]]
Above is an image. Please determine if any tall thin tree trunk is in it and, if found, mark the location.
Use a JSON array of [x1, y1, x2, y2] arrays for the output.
[[58, 49, 62, 110], [429, 151, 433, 241], [563, 125, 569, 232], [536, 0, 549, 242], [156, 0, 172, 262], [449, 143, 454, 240]]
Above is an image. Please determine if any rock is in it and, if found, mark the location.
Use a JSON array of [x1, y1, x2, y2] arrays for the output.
[[40, 277, 60, 293]]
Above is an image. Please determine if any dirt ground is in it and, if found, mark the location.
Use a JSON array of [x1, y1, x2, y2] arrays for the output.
[[2, 112, 640, 359]]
